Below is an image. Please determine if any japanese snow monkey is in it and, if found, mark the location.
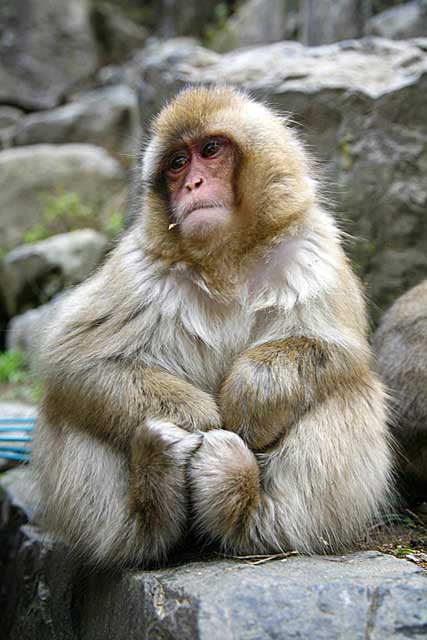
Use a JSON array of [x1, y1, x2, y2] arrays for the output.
[[33, 86, 394, 567]]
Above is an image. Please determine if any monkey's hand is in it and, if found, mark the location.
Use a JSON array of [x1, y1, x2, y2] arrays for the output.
[[142, 368, 221, 433], [220, 337, 367, 451]]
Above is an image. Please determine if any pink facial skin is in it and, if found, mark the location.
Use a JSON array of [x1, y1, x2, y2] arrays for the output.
[[165, 137, 235, 237]]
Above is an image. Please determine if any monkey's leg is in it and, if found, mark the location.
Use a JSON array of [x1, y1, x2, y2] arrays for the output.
[[190, 392, 393, 555], [33, 419, 200, 567]]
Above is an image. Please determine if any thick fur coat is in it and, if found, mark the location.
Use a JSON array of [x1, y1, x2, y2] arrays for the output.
[[33, 87, 394, 566]]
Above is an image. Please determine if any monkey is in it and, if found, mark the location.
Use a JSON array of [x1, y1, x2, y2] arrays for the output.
[[32, 86, 394, 567], [373, 279, 427, 506]]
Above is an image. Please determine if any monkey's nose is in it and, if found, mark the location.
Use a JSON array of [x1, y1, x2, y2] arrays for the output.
[[185, 176, 204, 191]]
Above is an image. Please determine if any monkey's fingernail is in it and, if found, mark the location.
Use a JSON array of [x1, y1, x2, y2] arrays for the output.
[[168, 223, 178, 230]]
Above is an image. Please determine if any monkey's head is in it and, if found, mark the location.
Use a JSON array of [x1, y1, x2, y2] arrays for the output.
[[140, 86, 316, 275]]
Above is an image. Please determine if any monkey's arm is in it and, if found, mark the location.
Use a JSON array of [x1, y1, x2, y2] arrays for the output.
[[39, 360, 219, 564], [43, 362, 221, 449], [219, 337, 369, 451]]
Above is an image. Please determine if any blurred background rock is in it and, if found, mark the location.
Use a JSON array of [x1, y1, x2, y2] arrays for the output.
[[0, 0, 426, 402]]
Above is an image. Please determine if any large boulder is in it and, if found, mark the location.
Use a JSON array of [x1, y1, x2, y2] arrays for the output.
[[366, 1, 427, 40], [12, 85, 140, 160], [0, 144, 125, 250], [6, 299, 61, 362], [1, 470, 427, 639], [0, 0, 98, 110], [131, 37, 427, 317], [1, 229, 108, 316], [124, 38, 221, 121], [373, 280, 427, 502]]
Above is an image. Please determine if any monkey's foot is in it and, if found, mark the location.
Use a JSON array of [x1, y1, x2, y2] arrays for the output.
[[189, 430, 261, 551], [129, 419, 202, 551], [132, 418, 203, 490]]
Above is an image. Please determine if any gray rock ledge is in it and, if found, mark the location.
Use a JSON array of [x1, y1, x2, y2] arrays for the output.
[[1, 470, 426, 640]]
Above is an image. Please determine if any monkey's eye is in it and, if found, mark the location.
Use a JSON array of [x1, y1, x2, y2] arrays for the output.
[[201, 138, 224, 159], [167, 150, 190, 173]]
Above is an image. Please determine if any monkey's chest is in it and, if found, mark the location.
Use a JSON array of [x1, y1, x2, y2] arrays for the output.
[[145, 302, 253, 393]]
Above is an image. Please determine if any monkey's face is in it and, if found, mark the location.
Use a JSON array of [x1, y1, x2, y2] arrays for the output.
[[165, 136, 235, 238], [140, 87, 316, 272]]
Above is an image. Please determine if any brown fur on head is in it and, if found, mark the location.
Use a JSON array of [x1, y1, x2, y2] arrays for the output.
[[138, 86, 316, 278]]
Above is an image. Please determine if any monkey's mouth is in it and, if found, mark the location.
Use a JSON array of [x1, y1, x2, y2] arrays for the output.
[[177, 200, 228, 219]]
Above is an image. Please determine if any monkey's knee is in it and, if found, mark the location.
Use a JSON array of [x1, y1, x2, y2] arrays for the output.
[[190, 431, 260, 549]]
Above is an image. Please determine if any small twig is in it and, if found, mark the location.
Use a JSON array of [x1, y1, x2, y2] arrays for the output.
[[225, 550, 299, 565], [405, 508, 427, 528]]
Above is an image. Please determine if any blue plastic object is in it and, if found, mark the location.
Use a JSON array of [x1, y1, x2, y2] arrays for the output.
[[0, 417, 36, 462]]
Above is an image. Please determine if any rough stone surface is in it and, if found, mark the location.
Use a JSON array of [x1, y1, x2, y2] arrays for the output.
[[12, 85, 140, 160], [132, 36, 427, 316], [155, 0, 219, 39], [366, 1, 427, 40], [1, 470, 427, 640], [299, 0, 364, 45], [1, 229, 108, 316], [0, 403, 37, 472], [211, 0, 297, 52], [0, 107, 23, 130], [0, 0, 98, 110], [130, 37, 220, 102], [89, 3, 148, 65], [0, 144, 124, 249], [0, 107, 23, 150]]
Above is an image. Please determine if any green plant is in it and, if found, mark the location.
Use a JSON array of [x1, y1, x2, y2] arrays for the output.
[[42, 191, 93, 231], [23, 191, 96, 244], [23, 224, 50, 244], [30, 381, 45, 403], [0, 350, 28, 385], [23, 190, 124, 244], [103, 211, 125, 237], [394, 546, 415, 556]]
